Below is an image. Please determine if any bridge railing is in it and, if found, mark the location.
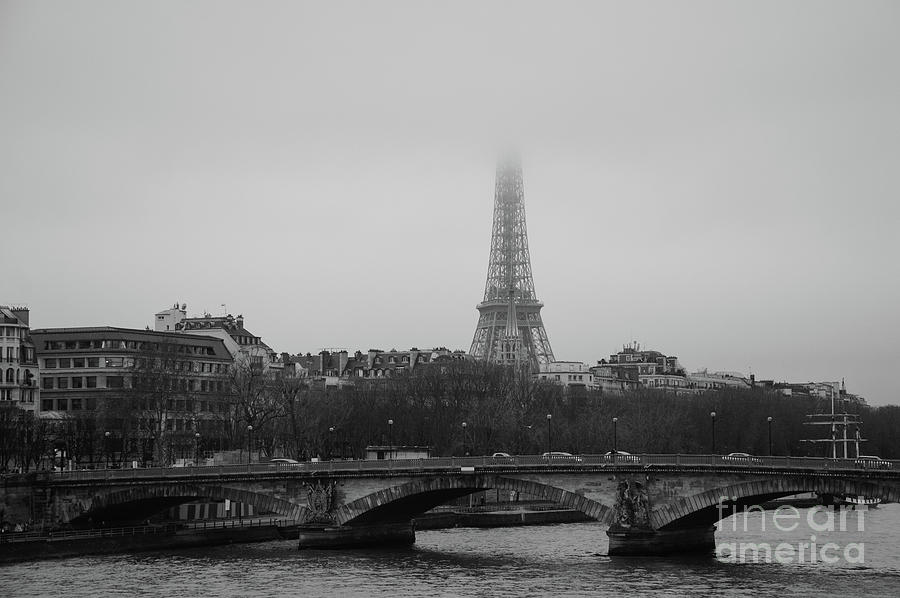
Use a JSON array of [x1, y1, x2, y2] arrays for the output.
[[41, 453, 898, 482]]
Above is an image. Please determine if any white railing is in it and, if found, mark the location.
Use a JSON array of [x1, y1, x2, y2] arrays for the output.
[[39, 453, 898, 483]]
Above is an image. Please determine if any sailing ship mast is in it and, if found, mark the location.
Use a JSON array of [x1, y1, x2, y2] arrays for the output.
[[801, 380, 865, 458]]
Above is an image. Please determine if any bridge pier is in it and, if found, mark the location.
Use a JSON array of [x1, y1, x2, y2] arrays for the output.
[[606, 525, 716, 556], [297, 522, 415, 550]]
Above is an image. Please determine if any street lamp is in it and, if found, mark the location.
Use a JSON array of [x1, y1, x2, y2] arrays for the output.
[[194, 432, 201, 466], [246, 425, 253, 465], [546, 413, 552, 455], [612, 417, 618, 453], [104, 431, 111, 468], [387, 419, 394, 460], [329, 426, 335, 460], [767, 416, 774, 456], [710, 411, 717, 454], [461, 421, 468, 456]]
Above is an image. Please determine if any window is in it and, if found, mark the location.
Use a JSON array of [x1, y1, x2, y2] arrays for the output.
[[42, 399, 53, 411], [73, 358, 85, 368], [44, 358, 57, 369], [78, 341, 91, 349], [64, 341, 76, 350], [42, 377, 54, 389], [106, 376, 124, 388], [71, 398, 82, 410], [86, 376, 97, 388], [71, 377, 83, 389], [56, 398, 68, 410], [57, 377, 69, 389], [0, 389, 11, 401], [59, 358, 71, 368], [87, 357, 99, 368], [105, 357, 124, 367]]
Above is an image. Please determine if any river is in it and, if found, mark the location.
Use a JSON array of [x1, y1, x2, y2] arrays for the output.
[[2, 504, 899, 597]]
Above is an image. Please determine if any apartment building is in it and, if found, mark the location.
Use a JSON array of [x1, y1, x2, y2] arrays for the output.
[[0, 306, 38, 412]]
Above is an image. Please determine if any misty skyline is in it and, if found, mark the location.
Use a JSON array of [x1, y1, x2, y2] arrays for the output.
[[2, 1, 899, 404]]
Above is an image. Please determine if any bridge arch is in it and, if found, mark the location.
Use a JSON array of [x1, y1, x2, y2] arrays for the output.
[[64, 484, 304, 524], [332, 474, 614, 526], [652, 476, 900, 530]]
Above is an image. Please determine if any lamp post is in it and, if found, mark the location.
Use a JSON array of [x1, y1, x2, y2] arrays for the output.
[[546, 413, 552, 455], [767, 416, 774, 456], [710, 411, 717, 454], [329, 426, 335, 460], [461, 421, 468, 456], [612, 417, 618, 453], [246, 425, 253, 465], [194, 432, 201, 466], [387, 419, 394, 460], [104, 431, 111, 469]]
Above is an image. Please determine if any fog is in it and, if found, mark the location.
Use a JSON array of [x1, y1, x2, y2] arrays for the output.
[[2, 1, 898, 403]]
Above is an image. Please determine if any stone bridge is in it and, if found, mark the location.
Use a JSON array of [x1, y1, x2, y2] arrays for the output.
[[3, 454, 898, 554]]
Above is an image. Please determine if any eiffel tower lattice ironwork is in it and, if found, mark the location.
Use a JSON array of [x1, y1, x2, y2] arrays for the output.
[[469, 157, 554, 370]]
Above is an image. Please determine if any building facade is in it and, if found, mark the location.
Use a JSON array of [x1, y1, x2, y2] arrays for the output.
[[685, 369, 751, 392], [31, 327, 233, 465], [537, 361, 596, 391], [0, 306, 39, 412], [281, 347, 471, 389], [155, 304, 282, 374], [590, 343, 688, 393]]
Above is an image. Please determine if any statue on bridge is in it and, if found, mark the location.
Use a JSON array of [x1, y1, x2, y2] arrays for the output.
[[304, 481, 336, 524], [612, 479, 651, 531]]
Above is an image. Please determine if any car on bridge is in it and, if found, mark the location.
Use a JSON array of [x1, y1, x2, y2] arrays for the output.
[[601, 451, 639, 463], [541, 451, 583, 463], [855, 455, 892, 469], [269, 458, 300, 466], [723, 452, 762, 465]]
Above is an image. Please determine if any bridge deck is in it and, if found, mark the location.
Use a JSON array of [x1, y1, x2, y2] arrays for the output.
[[35, 453, 899, 484]]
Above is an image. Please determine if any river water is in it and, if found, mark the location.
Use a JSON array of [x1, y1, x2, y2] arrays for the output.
[[2, 504, 899, 597]]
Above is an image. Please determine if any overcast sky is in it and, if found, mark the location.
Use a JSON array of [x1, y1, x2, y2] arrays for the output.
[[2, 1, 899, 405]]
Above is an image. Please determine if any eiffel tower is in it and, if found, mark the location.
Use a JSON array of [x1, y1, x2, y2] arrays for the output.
[[469, 156, 554, 370]]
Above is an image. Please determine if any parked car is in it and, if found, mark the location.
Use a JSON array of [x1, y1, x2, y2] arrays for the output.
[[269, 458, 300, 466], [490, 452, 515, 463], [855, 455, 892, 469], [541, 451, 583, 463]]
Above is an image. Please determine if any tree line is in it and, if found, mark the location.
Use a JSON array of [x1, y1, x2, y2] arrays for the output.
[[2, 355, 898, 471]]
